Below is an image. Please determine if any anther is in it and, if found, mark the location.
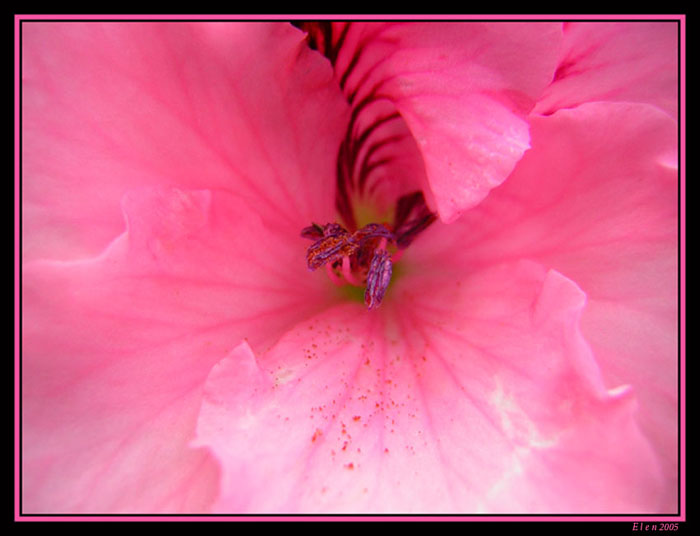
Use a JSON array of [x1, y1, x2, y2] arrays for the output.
[[365, 249, 393, 310], [302, 191, 434, 310], [306, 226, 358, 270]]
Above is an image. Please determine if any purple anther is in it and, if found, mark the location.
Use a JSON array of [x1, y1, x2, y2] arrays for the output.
[[306, 226, 358, 270], [322, 223, 346, 237], [364, 249, 393, 310], [301, 206, 430, 309], [301, 223, 325, 240], [351, 223, 395, 247]]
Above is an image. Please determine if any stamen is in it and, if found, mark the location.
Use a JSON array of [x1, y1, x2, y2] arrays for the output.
[[325, 262, 345, 286], [302, 191, 434, 308], [365, 249, 393, 310], [352, 223, 394, 245], [322, 223, 346, 237], [302, 214, 426, 309], [297, 24, 439, 310], [301, 223, 325, 240], [306, 226, 358, 270], [341, 256, 363, 286]]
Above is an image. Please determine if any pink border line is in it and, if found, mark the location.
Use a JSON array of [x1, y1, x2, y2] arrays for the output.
[[14, 13, 686, 20], [678, 12, 686, 525], [14, 12, 21, 525]]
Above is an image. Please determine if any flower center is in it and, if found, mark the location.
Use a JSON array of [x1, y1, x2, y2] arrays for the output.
[[301, 191, 435, 309], [297, 21, 437, 309]]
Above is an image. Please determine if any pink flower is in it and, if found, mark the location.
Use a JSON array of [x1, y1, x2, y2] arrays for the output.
[[21, 20, 678, 514]]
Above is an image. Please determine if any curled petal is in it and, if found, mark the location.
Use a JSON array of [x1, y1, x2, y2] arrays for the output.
[[534, 22, 678, 117], [22, 187, 337, 513], [325, 22, 562, 222], [194, 262, 665, 513], [411, 102, 678, 508]]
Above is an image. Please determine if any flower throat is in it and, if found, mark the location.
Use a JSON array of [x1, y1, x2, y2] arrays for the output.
[[302, 191, 435, 310], [297, 21, 437, 309]]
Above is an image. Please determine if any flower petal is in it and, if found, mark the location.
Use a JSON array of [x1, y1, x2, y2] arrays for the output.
[[413, 101, 678, 507], [22, 22, 348, 261], [323, 22, 562, 223], [534, 22, 678, 117], [194, 262, 664, 513], [22, 187, 338, 513]]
